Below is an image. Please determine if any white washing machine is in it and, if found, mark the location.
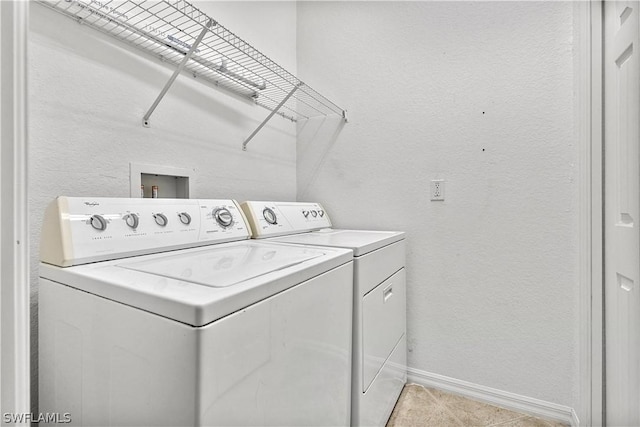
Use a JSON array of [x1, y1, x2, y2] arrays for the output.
[[240, 201, 406, 427], [38, 197, 354, 427]]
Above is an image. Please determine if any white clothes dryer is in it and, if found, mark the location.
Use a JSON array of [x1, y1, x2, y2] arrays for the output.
[[240, 201, 406, 427], [38, 197, 353, 427]]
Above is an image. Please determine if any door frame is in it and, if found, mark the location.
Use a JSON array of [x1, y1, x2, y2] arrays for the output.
[[578, 1, 604, 425], [0, 0, 30, 421]]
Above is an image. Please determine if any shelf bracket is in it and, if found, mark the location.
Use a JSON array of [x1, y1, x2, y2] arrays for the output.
[[242, 83, 302, 151], [142, 19, 214, 128]]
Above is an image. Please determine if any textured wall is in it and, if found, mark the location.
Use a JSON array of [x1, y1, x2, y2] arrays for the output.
[[28, 1, 297, 409], [297, 1, 579, 409]]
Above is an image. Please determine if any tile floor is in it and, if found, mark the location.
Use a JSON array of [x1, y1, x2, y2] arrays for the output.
[[387, 384, 569, 427]]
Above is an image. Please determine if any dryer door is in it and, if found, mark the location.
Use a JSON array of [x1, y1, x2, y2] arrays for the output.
[[362, 268, 406, 392]]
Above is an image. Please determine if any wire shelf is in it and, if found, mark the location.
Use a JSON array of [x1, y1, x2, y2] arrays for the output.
[[37, 0, 346, 139]]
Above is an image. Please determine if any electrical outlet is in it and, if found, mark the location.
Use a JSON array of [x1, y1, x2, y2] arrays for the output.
[[431, 179, 445, 201]]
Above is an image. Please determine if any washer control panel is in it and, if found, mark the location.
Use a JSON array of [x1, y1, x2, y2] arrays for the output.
[[240, 201, 332, 239], [40, 197, 251, 267]]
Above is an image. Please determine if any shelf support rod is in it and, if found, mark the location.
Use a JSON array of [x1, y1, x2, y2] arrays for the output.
[[243, 83, 302, 151], [142, 19, 213, 127]]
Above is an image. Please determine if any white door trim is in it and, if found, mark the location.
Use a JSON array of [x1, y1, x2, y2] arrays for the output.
[[0, 0, 30, 422], [577, 1, 604, 425], [589, 2, 604, 425]]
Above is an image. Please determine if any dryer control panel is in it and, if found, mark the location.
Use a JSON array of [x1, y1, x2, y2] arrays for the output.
[[240, 201, 332, 239], [40, 197, 251, 267]]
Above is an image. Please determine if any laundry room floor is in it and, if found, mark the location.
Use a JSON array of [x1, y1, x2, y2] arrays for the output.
[[387, 384, 569, 427]]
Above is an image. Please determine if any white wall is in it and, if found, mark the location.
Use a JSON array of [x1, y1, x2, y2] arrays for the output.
[[28, 1, 297, 409], [297, 1, 579, 409]]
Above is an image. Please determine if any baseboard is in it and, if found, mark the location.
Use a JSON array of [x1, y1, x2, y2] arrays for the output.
[[407, 367, 579, 427], [570, 409, 580, 427]]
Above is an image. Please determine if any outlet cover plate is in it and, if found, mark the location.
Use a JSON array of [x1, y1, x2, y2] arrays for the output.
[[431, 179, 445, 201]]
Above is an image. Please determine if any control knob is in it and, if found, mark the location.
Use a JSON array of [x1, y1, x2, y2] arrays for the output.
[[311, 210, 318, 217], [263, 207, 277, 225], [153, 213, 168, 227], [89, 214, 107, 231], [123, 213, 139, 229], [302, 210, 310, 218], [178, 212, 192, 225], [318, 210, 325, 217], [213, 208, 233, 228]]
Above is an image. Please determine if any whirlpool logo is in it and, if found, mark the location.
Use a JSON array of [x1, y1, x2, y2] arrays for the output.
[[84, 201, 100, 207]]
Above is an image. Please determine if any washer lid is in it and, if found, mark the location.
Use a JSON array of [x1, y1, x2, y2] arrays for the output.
[[269, 229, 405, 256], [119, 242, 323, 288], [40, 240, 352, 326]]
